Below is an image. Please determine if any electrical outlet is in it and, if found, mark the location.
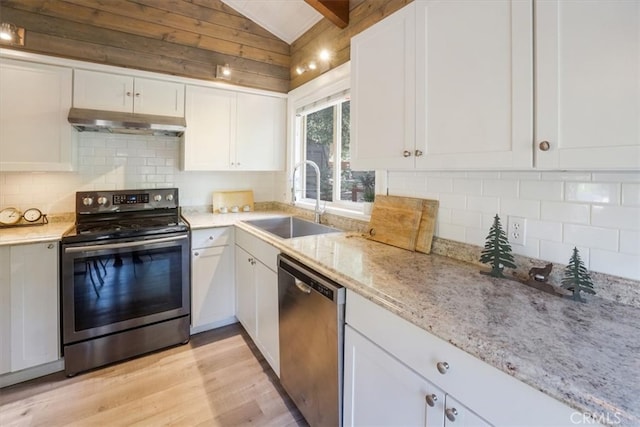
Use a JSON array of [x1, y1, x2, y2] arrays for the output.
[[507, 216, 527, 246]]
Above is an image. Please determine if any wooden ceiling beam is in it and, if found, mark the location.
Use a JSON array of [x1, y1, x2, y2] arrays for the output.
[[304, 0, 349, 29]]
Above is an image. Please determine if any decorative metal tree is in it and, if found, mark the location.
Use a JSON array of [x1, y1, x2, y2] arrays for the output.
[[480, 214, 517, 278], [561, 247, 596, 302]]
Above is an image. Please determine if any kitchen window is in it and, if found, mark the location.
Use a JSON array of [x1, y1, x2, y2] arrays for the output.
[[295, 92, 374, 213]]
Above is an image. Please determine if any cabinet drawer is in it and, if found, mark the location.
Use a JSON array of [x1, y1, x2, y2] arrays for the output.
[[346, 290, 574, 426], [191, 227, 233, 249], [235, 228, 279, 272]]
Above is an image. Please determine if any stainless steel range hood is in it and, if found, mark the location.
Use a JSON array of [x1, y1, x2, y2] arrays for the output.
[[68, 108, 186, 136]]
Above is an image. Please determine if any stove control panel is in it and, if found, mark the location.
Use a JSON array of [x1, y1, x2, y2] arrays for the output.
[[76, 188, 179, 214]]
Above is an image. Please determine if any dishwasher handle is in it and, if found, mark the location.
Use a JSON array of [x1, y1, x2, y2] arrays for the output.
[[294, 279, 312, 294]]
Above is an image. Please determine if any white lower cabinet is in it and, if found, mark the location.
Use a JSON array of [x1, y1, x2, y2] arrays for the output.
[[344, 290, 576, 427], [190, 227, 236, 334], [345, 325, 489, 427], [234, 228, 280, 376], [0, 242, 60, 376]]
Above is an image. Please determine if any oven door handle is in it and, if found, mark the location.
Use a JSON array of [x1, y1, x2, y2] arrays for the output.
[[64, 234, 188, 253]]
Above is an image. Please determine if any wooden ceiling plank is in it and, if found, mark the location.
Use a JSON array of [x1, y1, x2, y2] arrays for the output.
[[60, 0, 289, 55], [2, 0, 290, 67], [304, 0, 349, 29], [0, 7, 290, 81]]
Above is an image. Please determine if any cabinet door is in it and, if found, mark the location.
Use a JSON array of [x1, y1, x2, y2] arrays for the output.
[[182, 85, 235, 171], [133, 77, 185, 117], [235, 245, 256, 340], [73, 69, 133, 112], [350, 3, 416, 170], [444, 395, 492, 427], [235, 93, 286, 171], [0, 246, 10, 374], [535, 0, 640, 169], [0, 59, 74, 172], [191, 245, 235, 332], [255, 261, 279, 376], [9, 243, 59, 372], [415, 0, 533, 169], [344, 325, 445, 427]]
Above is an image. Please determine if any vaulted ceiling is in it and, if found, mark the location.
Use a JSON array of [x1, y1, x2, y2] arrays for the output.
[[0, 0, 410, 92]]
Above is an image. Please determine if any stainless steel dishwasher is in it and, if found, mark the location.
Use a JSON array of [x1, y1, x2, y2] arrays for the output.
[[278, 254, 345, 427]]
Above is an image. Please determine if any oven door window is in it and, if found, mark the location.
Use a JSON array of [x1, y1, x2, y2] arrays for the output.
[[63, 235, 189, 340]]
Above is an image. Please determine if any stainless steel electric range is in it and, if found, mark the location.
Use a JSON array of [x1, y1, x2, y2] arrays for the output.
[[60, 188, 190, 376]]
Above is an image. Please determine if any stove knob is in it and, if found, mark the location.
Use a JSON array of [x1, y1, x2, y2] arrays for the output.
[[97, 196, 108, 206], [166, 194, 174, 202], [153, 194, 162, 202], [82, 197, 93, 206]]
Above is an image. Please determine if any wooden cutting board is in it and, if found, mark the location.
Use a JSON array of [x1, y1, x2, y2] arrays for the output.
[[366, 195, 424, 251], [415, 199, 439, 254], [212, 190, 254, 213]]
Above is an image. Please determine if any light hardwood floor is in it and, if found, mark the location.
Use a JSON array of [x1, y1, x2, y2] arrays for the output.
[[0, 323, 308, 427]]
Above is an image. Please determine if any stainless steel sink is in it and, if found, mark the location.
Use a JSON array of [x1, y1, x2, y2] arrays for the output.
[[243, 216, 340, 239]]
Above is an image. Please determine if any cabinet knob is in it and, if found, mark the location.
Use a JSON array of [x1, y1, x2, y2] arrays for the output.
[[126, 91, 132, 97], [209, 236, 214, 240], [403, 150, 412, 157], [415, 149, 423, 157], [47, 243, 55, 249], [135, 93, 141, 97], [445, 407, 458, 422], [539, 140, 550, 151], [436, 361, 450, 374], [194, 251, 199, 256], [425, 394, 437, 407]]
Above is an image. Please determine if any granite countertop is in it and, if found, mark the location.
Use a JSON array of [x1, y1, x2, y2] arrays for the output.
[[0, 221, 73, 246], [231, 220, 640, 427], [5, 212, 639, 424]]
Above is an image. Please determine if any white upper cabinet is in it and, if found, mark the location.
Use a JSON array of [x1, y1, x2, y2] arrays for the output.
[[73, 69, 185, 117], [181, 85, 286, 171], [415, 0, 533, 170], [535, 0, 640, 170], [0, 59, 75, 172], [182, 85, 235, 171], [235, 92, 285, 171], [350, 2, 416, 170]]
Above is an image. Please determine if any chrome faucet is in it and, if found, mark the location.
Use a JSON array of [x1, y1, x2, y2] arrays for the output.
[[292, 160, 323, 223]]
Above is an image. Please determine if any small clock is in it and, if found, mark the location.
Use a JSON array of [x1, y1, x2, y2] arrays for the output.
[[23, 207, 43, 223], [0, 207, 22, 225]]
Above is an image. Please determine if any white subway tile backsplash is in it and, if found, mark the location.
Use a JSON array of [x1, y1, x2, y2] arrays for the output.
[[466, 171, 500, 179], [592, 205, 640, 231], [621, 183, 640, 206], [501, 198, 540, 218], [512, 238, 540, 258], [437, 207, 452, 223], [453, 178, 482, 195], [465, 227, 488, 247], [541, 171, 592, 182], [540, 240, 590, 267], [426, 177, 454, 193], [437, 223, 466, 242], [450, 209, 482, 229], [590, 249, 640, 281], [500, 171, 540, 181], [619, 230, 640, 255], [592, 172, 640, 183], [527, 219, 563, 242], [483, 179, 518, 198], [438, 194, 467, 210], [563, 224, 618, 252], [541, 201, 590, 224], [519, 181, 563, 201], [466, 196, 500, 214], [565, 182, 620, 204]]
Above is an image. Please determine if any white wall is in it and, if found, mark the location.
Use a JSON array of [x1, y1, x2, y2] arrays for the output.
[[387, 170, 640, 281], [0, 132, 279, 213]]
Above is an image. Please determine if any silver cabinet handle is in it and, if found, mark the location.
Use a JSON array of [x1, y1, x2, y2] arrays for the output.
[[135, 93, 141, 97], [194, 251, 199, 257], [47, 243, 55, 249], [539, 140, 550, 151], [425, 394, 437, 407], [126, 91, 132, 97], [436, 361, 449, 374], [415, 149, 423, 157], [445, 407, 458, 422], [403, 150, 412, 157], [209, 236, 214, 240]]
